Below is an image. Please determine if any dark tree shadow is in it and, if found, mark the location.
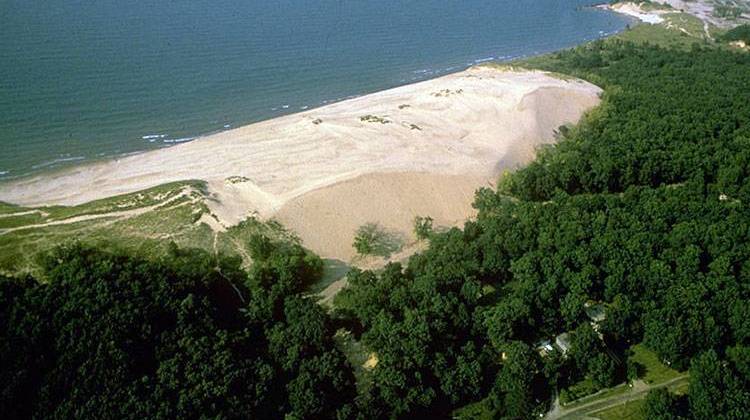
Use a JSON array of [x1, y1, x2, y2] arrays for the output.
[[353, 223, 405, 258], [309, 258, 351, 294]]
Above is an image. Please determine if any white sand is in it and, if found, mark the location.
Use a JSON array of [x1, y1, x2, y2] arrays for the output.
[[0, 67, 602, 261], [607, 2, 666, 24]]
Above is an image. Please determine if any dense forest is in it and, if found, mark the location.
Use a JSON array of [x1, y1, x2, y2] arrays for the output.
[[0, 240, 356, 419], [3, 36, 750, 419]]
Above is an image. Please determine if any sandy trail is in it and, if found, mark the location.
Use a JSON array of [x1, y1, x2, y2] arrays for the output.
[[0, 67, 601, 261]]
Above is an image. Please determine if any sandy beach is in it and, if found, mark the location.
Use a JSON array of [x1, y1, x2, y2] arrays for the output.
[[0, 67, 601, 260], [605, 2, 667, 24]]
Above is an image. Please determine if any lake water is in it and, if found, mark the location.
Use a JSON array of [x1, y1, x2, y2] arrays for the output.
[[0, 0, 628, 179]]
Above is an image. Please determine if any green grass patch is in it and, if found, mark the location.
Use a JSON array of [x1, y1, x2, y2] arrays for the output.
[[591, 398, 645, 420], [629, 344, 683, 384], [0, 213, 46, 229], [614, 20, 709, 49], [560, 377, 598, 404], [561, 380, 631, 408], [39, 180, 204, 221], [452, 397, 495, 420], [0, 202, 24, 215]]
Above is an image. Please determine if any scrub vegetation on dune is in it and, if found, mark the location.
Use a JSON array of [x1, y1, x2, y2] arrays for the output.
[[0, 181, 295, 276]]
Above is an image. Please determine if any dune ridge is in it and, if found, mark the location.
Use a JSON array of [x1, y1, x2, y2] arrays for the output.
[[0, 67, 602, 260]]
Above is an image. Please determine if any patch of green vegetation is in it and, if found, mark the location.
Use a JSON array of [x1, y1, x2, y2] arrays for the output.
[[413, 215, 433, 240], [561, 377, 609, 405], [637, 0, 674, 12], [714, 4, 744, 19], [452, 397, 495, 419], [562, 382, 631, 408], [629, 344, 683, 384], [334, 330, 373, 393], [0, 181, 294, 276], [0, 202, 22, 215], [43, 180, 203, 221], [592, 398, 646, 420], [720, 23, 750, 43], [0, 213, 45, 229], [360, 114, 390, 124], [616, 19, 709, 48], [225, 175, 250, 184], [0, 241, 354, 419], [352, 222, 404, 257], [664, 12, 714, 38], [430, 88, 463, 97]]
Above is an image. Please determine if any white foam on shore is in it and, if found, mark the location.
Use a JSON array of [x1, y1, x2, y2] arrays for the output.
[[31, 156, 85, 170], [142, 134, 167, 140], [163, 137, 195, 144]]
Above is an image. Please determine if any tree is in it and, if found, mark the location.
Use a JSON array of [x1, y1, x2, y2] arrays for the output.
[[589, 353, 617, 389], [0, 244, 354, 419], [643, 388, 682, 420], [413, 216, 434, 240], [491, 341, 542, 419], [689, 350, 750, 419]]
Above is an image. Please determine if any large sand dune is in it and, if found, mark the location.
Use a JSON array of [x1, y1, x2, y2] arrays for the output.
[[0, 67, 602, 260]]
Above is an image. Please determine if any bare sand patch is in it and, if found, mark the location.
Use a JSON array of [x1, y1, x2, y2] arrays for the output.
[[275, 172, 486, 261], [0, 67, 601, 262]]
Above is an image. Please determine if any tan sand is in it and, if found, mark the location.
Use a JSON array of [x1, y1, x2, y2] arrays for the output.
[[0, 67, 602, 261]]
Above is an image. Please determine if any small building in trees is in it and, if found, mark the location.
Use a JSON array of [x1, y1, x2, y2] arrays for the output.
[[535, 339, 554, 357], [555, 333, 572, 355], [584, 302, 607, 324], [585, 301, 607, 337]]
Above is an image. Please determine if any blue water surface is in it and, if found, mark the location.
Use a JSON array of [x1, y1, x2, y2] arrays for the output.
[[0, 0, 628, 179]]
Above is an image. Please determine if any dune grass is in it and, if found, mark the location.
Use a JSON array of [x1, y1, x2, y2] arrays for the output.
[[0, 181, 293, 277]]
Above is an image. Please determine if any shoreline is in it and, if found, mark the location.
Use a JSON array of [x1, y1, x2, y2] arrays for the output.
[[0, 67, 602, 260], [0, 5, 630, 184]]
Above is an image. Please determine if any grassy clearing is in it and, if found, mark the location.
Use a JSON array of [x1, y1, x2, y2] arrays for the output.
[[614, 18, 711, 48], [452, 397, 495, 420], [629, 344, 683, 385], [562, 380, 631, 408], [592, 398, 645, 420]]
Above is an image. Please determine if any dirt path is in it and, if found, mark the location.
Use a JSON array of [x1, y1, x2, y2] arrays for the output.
[[545, 375, 689, 419]]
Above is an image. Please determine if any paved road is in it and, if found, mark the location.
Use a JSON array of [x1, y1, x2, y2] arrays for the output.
[[545, 375, 690, 420]]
